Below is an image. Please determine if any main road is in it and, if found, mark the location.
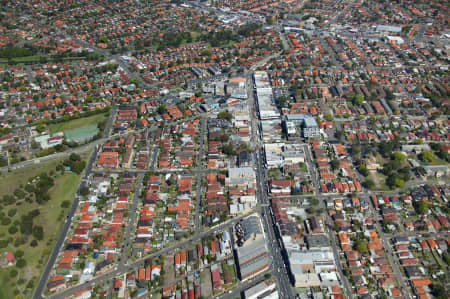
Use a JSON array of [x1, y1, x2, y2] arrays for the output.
[[249, 71, 294, 299], [32, 141, 100, 299], [194, 116, 207, 234]]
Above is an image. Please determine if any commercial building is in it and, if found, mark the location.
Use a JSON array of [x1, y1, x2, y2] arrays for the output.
[[288, 249, 336, 287], [244, 277, 278, 299], [284, 114, 320, 138], [235, 214, 270, 281]]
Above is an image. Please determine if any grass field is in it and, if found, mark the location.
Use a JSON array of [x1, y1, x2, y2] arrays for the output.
[[48, 113, 108, 134], [0, 158, 65, 197], [0, 54, 47, 63], [0, 153, 88, 298]]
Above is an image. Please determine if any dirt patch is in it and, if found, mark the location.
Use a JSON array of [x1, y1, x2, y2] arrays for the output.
[[369, 170, 389, 190], [200, 268, 212, 298], [163, 254, 175, 283]]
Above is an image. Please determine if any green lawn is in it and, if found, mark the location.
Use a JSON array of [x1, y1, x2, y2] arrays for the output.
[[0, 54, 47, 63], [48, 113, 108, 134], [222, 262, 237, 285], [428, 156, 448, 166], [0, 152, 89, 298], [10, 54, 47, 62]]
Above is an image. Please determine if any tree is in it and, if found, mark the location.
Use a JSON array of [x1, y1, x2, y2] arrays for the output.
[[443, 252, 450, 265], [365, 179, 375, 190], [379, 141, 393, 158], [8, 226, 18, 234], [217, 111, 232, 121], [61, 200, 71, 208], [72, 160, 86, 174], [219, 134, 229, 143], [354, 239, 368, 254], [16, 259, 27, 268], [28, 209, 40, 218], [330, 159, 340, 171], [324, 114, 334, 121], [35, 124, 46, 134], [358, 165, 369, 177], [98, 36, 108, 43], [353, 93, 364, 106], [430, 284, 447, 299], [15, 249, 24, 258], [221, 144, 236, 156], [0, 157, 7, 167], [8, 208, 17, 217], [33, 225, 44, 240], [157, 104, 167, 115], [13, 188, 25, 199], [310, 198, 319, 206], [80, 185, 90, 197], [129, 78, 140, 88], [20, 216, 34, 235], [420, 150, 434, 163], [385, 89, 395, 100], [69, 153, 81, 162], [386, 176, 405, 189], [414, 200, 429, 215], [392, 152, 406, 161], [1, 217, 11, 225], [0, 46, 35, 59]]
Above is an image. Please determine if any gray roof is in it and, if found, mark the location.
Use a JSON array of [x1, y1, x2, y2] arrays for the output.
[[243, 278, 276, 298], [305, 234, 329, 249], [304, 117, 318, 128], [376, 25, 402, 32], [239, 252, 270, 278], [237, 237, 267, 264]]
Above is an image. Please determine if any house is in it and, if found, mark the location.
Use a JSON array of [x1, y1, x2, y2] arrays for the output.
[[270, 179, 292, 196], [211, 270, 223, 291], [2, 252, 15, 267], [47, 276, 66, 292], [97, 152, 119, 168]]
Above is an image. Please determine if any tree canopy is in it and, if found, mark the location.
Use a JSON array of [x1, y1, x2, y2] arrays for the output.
[[420, 150, 434, 163], [353, 93, 364, 106], [392, 152, 406, 161]]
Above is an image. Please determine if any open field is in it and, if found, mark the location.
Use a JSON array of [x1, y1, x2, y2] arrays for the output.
[[368, 171, 389, 191], [0, 151, 89, 299], [0, 158, 65, 197], [48, 113, 108, 134]]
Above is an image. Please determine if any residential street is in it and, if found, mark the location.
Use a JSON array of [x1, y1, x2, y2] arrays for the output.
[[43, 212, 252, 299]]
